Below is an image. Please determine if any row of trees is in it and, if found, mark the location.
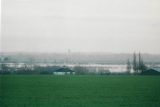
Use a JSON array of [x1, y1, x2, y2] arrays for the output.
[[126, 52, 147, 74]]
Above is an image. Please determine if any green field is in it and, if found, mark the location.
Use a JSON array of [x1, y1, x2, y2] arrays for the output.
[[0, 75, 160, 107]]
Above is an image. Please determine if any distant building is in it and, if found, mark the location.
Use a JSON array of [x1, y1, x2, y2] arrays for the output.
[[33, 66, 61, 74], [141, 68, 160, 75], [53, 67, 74, 75]]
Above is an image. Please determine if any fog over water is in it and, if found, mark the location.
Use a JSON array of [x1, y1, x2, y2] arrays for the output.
[[1, 0, 160, 54]]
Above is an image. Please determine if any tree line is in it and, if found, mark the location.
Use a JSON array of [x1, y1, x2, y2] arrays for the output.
[[126, 52, 147, 74]]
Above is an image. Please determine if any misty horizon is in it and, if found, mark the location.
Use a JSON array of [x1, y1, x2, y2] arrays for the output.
[[1, 51, 160, 55]]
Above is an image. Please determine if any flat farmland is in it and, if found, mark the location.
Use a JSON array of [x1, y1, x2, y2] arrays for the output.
[[0, 75, 160, 107]]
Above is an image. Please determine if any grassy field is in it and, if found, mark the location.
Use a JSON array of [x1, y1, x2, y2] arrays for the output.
[[0, 75, 160, 107]]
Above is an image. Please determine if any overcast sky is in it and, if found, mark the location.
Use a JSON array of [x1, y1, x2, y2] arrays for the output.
[[1, 0, 160, 54]]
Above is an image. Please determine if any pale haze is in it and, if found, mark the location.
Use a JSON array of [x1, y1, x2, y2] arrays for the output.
[[1, 0, 160, 54]]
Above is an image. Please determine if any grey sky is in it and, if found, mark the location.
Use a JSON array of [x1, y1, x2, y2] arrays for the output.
[[1, 0, 160, 53]]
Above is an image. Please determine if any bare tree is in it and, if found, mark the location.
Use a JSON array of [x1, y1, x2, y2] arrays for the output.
[[0, 63, 9, 74], [73, 66, 88, 75], [132, 52, 147, 74], [138, 52, 146, 73], [0, 57, 10, 74], [126, 59, 131, 74], [133, 52, 138, 74]]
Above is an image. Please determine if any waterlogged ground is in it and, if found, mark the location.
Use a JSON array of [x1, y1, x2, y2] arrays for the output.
[[0, 75, 160, 107]]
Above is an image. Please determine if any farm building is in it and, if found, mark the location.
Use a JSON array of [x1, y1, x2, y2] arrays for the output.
[[34, 66, 62, 74], [53, 67, 74, 75], [141, 68, 160, 75]]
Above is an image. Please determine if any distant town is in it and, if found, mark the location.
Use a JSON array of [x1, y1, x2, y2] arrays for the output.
[[1, 52, 160, 75]]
